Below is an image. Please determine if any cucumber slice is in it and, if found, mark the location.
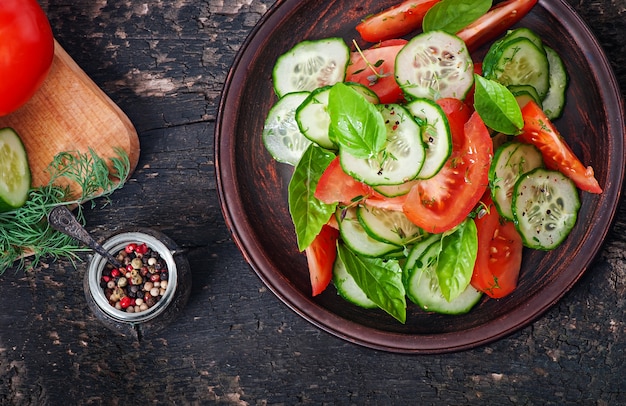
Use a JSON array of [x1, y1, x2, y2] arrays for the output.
[[340, 104, 425, 186], [483, 37, 550, 100], [0, 128, 31, 213], [512, 168, 581, 250], [333, 248, 377, 309], [489, 142, 544, 220], [542, 46, 569, 120], [272, 37, 350, 98], [406, 98, 452, 179], [508, 84, 542, 109], [403, 233, 441, 279], [501, 27, 544, 51], [373, 180, 417, 198], [395, 30, 474, 101], [337, 207, 402, 258], [357, 204, 426, 246], [405, 240, 482, 314], [262, 91, 311, 165], [296, 83, 379, 150]]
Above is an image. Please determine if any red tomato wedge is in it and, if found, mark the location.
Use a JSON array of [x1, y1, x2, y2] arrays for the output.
[[305, 225, 339, 296], [403, 107, 493, 234], [518, 101, 602, 194], [315, 157, 373, 205], [471, 193, 523, 299], [356, 0, 441, 43], [457, 0, 538, 51], [346, 40, 407, 104]]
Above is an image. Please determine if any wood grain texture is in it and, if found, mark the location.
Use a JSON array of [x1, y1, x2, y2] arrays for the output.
[[0, 0, 624, 404]]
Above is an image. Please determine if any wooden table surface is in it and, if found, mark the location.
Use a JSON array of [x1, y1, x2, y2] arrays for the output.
[[1, 0, 625, 404]]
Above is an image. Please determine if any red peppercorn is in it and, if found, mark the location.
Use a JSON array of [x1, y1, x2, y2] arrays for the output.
[[150, 274, 161, 282], [111, 269, 120, 278], [119, 296, 131, 309], [126, 264, 135, 272], [125, 243, 138, 254], [102, 275, 111, 283], [136, 243, 148, 255]]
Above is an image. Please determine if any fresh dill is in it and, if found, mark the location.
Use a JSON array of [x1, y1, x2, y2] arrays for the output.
[[0, 147, 131, 273]]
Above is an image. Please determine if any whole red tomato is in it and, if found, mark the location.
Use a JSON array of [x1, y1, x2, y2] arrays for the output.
[[0, 0, 55, 116]]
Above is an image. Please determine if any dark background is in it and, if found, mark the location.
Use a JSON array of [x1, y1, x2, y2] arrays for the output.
[[1, 0, 624, 404]]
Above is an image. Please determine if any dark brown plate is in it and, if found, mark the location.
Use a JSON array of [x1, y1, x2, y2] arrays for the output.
[[215, 0, 625, 353]]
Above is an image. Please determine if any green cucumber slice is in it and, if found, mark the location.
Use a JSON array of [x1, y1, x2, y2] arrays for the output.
[[405, 240, 482, 314], [489, 142, 544, 220], [406, 98, 452, 179], [272, 37, 350, 98], [340, 104, 425, 186], [512, 168, 580, 250], [483, 37, 550, 100], [542, 46, 569, 120], [333, 248, 377, 309], [395, 30, 474, 101], [0, 128, 31, 213], [357, 204, 426, 247], [508, 84, 542, 109], [337, 207, 402, 258], [262, 91, 311, 165]]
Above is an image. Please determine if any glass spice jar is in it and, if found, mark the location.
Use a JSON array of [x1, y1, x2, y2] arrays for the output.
[[84, 228, 191, 337]]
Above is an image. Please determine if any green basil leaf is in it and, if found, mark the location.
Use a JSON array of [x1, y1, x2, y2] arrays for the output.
[[328, 82, 386, 159], [337, 242, 406, 323], [288, 144, 337, 251], [473, 74, 524, 135], [423, 0, 492, 34], [436, 219, 478, 301]]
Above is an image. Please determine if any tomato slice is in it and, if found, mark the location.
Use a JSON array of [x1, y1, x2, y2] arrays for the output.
[[315, 156, 372, 205], [518, 101, 602, 194], [346, 40, 407, 104], [457, 0, 539, 51], [355, 0, 441, 43], [403, 108, 493, 234], [471, 193, 523, 298], [305, 224, 339, 296]]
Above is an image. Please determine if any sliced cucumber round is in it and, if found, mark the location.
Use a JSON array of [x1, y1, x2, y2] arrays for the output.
[[489, 142, 544, 220], [357, 204, 425, 247], [262, 91, 311, 165], [0, 127, 31, 213], [403, 233, 441, 282], [373, 179, 417, 198], [483, 37, 550, 100], [500, 27, 544, 51], [512, 168, 581, 250], [333, 248, 377, 309], [508, 84, 542, 109], [406, 98, 452, 179], [340, 104, 425, 186], [395, 30, 474, 101], [272, 37, 350, 98], [405, 240, 482, 314], [337, 207, 402, 258], [542, 46, 569, 120]]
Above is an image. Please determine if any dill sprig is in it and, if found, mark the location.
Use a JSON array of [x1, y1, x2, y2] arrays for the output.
[[0, 147, 131, 273]]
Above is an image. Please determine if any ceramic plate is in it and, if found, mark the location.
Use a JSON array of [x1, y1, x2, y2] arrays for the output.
[[216, 0, 625, 353]]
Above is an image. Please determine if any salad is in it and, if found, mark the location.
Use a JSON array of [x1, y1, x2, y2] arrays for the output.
[[260, 0, 602, 323]]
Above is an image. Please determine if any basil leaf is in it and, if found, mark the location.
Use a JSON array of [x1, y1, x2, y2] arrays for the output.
[[328, 82, 386, 159], [288, 144, 337, 251], [436, 219, 478, 301], [423, 0, 492, 34], [337, 242, 406, 323], [473, 74, 524, 135]]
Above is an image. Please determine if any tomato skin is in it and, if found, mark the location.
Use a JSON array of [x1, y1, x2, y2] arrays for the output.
[[0, 0, 55, 116], [471, 193, 523, 299], [518, 101, 602, 194], [356, 0, 441, 43], [305, 225, 339, 296], [457, 0, 538, 51], [315, 157, 373, 205], [346, 40, 407, 104], [403, 110, 493, 234]]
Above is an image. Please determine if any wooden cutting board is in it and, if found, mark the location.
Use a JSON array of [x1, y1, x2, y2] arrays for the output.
[[0, 40, 140, 196]]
